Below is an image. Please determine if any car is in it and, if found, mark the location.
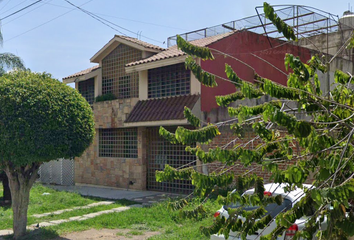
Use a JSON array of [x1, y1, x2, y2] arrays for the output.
[[211, 183, 326, 240]]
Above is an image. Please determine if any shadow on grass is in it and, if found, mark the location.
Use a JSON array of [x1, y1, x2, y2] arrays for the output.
[[41, 184, 138, 206], [72, 195, 138, 206], [0, 199, 11, 210], [2, 228, 69, 240]]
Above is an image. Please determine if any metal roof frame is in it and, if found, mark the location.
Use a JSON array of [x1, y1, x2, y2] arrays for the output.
[[167, 5, 339, 47]]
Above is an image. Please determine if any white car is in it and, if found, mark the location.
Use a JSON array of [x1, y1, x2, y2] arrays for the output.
[[211, 183, 326, 240]]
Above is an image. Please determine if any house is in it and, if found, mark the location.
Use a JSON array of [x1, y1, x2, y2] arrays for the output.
[[63, 31, 314, 193], [63, 5, 353, 193]]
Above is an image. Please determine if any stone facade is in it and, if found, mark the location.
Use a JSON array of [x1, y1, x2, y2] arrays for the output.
[[74, 98, 147, 190], [93, 98, 139, 128]]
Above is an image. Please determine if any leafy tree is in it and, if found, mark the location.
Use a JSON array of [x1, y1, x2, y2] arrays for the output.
[[157, 3, 354, 239], [0, 53, 25, 75], [0, 70, 94, 239], [0, 20, 26, 204]]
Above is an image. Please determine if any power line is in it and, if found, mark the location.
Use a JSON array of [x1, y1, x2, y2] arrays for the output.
[[62, 0, 163, 44], [42, 1, 187, 32], [0, 0, 13, 12], [63, 0, 126, 36], [2, 0, 53, 26], [4, 0, 94, 43], [0, 0, 27, 15], [0, 0, 44, 21]]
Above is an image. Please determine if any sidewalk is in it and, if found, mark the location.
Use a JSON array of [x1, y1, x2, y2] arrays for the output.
[[44, 184, 183, 205]]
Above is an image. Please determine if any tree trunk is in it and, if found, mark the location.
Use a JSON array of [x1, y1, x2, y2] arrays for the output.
[[0, 171, 11, 202], [2, 173, 11, 202], [4, 163, 40, 239]]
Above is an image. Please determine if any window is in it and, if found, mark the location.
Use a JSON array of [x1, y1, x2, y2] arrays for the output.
[[99, 128, 138, 158], [148, 63, 190, 98], [101, 44, 141, 99], [78, 78, 95, 105], [228, 198, 292, 218], [118, 76, 131, 99]]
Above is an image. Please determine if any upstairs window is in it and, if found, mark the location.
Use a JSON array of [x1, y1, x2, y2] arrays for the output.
[[78, 78, 95, 105], [102, 44, 141, 99], [118, 76, 131, 99], [148, 63, 190, 98]]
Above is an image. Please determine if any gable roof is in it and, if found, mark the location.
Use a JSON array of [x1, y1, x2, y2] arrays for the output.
[[125, 31, 236, 69], [117, 35, 165, 51], [125, 94, 200, 123], [90, 35, 164, 63], [63, 65, 100, 81]]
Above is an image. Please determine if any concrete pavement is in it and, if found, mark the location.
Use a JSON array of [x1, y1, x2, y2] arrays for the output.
[[44, 184, 183, 205]]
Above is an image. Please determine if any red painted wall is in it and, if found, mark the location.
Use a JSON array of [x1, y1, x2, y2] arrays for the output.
[[200, 31, 312, 112]]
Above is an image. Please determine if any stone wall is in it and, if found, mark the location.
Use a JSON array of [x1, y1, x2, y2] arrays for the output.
[[74, 127, 147, 190], [93, 98, 139, 128], [74, 98, 147, 190]]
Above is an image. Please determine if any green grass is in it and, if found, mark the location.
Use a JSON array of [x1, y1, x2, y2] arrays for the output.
[[0, 184, 134, 230], [0, 184, 218, 240], [44, 199, 218, 240]]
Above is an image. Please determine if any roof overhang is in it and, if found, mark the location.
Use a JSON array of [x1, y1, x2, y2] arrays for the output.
[[125, 55, 186, 73], [124, 119, 188, 127], [63, 67, 101, 84], [90, 36, 162, 63], [124, 94, 201, 126]]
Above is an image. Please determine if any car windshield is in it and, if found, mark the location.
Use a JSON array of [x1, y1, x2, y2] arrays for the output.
[[227, 199, 292, 218]]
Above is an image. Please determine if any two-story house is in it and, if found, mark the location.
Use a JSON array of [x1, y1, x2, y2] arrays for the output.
[[61, 4, 354, 193], [63, 28, 319, 193]]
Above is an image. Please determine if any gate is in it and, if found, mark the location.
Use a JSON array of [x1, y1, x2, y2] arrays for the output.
[[38, 158, 75, 186], [146, 127, 196, 194]]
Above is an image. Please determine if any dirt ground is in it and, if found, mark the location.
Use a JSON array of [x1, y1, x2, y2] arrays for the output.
[[52, 229, 160, 240]]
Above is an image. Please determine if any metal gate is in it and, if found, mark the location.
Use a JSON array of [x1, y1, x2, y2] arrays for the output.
[[38, 158, 75, 186], [146, 127, 196, 194]]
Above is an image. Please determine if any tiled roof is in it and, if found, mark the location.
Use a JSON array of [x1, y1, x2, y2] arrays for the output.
[[115, 35, 164, 51], [125, 94, 200, 123], [126, 31, 236, 67], [63, 65, 100, 80]]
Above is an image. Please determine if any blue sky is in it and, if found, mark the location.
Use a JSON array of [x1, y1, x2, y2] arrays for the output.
[[0, 0, 352, 82]]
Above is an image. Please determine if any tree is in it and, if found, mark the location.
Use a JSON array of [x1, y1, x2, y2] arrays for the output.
[[0, 21, 26, 204], [0, 70, 94, 239], [0, 53, 24, 75], [0, 29, 25, 75], [157, 3, 354, 240]]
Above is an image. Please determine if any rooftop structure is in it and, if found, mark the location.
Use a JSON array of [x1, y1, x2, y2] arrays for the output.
[[167, 5, 340, 47]]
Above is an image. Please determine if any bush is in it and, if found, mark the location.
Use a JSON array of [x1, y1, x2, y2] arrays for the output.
[[95, 93, 117, 102]]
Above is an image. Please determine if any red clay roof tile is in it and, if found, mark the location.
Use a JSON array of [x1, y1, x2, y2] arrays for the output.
[[63, 65, 100, 80], [126, 31, 236, 67], [115, 35, 164, 51], [125, 94, 200, 123]]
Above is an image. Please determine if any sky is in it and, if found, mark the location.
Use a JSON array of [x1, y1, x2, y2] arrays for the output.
[[0, 0, 352, 83]]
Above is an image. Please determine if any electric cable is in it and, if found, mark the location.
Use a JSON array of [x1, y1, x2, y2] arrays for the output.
[[4, 0, 93, 43], [63, 0, 163, 44], [0, 0, 27, 15], [1, 0, 43, 20], [0, 0, 12, 12], [2, 0, 53, 26]]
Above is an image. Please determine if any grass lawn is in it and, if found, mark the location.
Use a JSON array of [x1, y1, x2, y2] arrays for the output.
[[0, 184, 131, 230], [0, 184, 217, 240], [45, 199, 216, 240]]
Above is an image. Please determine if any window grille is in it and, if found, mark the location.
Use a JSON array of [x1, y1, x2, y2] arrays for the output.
[[148, 63, 190, 98], [102, 44, 141, 99], [99, 128, 138, 158], [146, 127, 195, 193], [118, 76, 131, 99], [78, 78, 95, 105]]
